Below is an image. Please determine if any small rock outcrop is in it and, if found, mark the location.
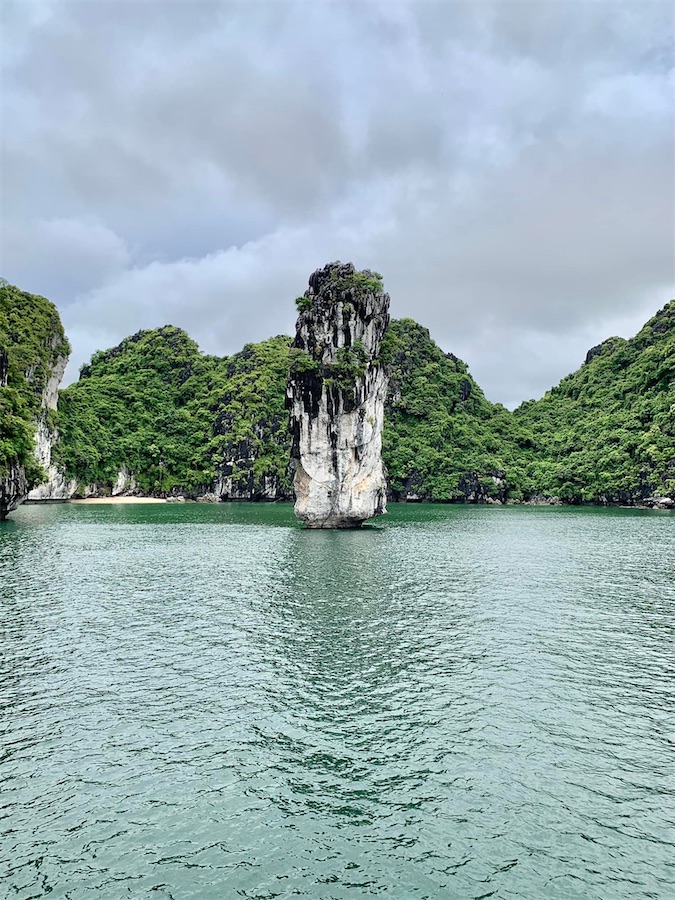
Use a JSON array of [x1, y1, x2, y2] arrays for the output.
[[644, 496, 675, 510], [286, 262, 390, 527], [0, 465, 30, 520]]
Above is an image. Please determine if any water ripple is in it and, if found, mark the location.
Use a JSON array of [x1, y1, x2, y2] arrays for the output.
[[1, 502, 673, 898]]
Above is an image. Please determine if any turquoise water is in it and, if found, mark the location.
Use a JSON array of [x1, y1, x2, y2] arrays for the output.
[[1, 502, 673, 899]]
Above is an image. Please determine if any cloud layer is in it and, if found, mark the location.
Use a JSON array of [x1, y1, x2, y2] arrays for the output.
[[2, 0, 673, 407]]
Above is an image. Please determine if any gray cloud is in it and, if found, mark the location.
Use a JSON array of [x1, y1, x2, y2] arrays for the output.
[[1, 0, 672, 406]]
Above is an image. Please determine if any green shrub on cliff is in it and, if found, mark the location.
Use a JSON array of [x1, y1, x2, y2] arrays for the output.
[[319, 265, 383, 297], [288, 347, 320, 375], [325, 341, 369, 391], [0, 280, 70, 485]]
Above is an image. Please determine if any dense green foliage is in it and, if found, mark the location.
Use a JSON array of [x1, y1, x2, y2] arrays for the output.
[[324, 341, 369, 392], [19, 287, 673, 505], [347, 270, 384, 294], [54, 327, 217, 493], [383, 319, 532, 500], [205, 336, 293, 496], [54, 328, 295, 497], [515, 300, 675, 502], [0, 280, 70, 486]]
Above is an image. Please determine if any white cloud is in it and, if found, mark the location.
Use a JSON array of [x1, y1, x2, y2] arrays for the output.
[[2, 217, 130, 299], [1, 0, 672, 404]]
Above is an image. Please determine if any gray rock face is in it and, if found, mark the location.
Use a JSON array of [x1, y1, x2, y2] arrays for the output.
[[211, 427, 293, 502], [26, 355, 74, 502], [31, 466, 140, 501], [644, 496, 675, 509], [0, 465, 30, 519], [214, 469, 288, 501], [286, 262, 390, 528], [1, 351, 69, 518], [112, 467, 137, 496]]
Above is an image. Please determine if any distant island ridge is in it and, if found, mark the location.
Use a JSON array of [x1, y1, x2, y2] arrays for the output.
[[1, 269, 673, 519]]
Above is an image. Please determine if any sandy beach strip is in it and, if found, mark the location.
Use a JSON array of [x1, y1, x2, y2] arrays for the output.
[[70, 496, 168, 504]]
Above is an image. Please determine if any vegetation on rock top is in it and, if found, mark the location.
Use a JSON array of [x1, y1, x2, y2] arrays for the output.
[[295, 263, 385, 315], [289, 263, 389, 401]]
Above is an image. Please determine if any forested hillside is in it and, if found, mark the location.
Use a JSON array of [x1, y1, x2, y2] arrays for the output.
[[207, 336, 294, 499], [0, 280, 70, 516], [6, 278, 672, 507], [384, 319, 533, 501], [53, 326, 216, 494], [54, 328, 296, 498], [53, 319, 534, 502], [515, 300, 674, 503]]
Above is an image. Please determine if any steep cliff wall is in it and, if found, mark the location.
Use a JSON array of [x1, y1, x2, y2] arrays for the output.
[[27, 355, 77, 501], [0, 281, 70, 519], [286, 262, 390, 527]]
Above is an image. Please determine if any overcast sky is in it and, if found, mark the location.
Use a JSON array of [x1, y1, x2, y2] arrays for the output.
[[2, 0, 673, 407]]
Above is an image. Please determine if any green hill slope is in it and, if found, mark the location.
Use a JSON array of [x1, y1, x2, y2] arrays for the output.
[[383, 319, 531, 501], [515, 300, 675, 503], [53, 326, 217, 494], [54, 329, 296, 498], [205, 335, 293, 499]]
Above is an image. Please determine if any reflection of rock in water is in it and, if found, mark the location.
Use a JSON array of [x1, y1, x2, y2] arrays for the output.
[[286, 262, 390, 528]]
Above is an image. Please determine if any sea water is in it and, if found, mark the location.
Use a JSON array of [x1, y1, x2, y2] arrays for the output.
[[1, 502, 673, 898]]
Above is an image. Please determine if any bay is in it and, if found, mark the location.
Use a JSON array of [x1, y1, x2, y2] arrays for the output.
[[1, 502, 673, 899]]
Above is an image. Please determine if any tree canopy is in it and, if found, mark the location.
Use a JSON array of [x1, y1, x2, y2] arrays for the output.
[[3, 276, 672, 505]]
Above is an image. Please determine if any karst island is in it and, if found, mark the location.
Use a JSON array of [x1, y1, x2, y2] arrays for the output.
[[286, 262, 390, 528]]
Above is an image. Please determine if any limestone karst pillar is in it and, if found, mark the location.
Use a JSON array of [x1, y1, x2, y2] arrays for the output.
[[286, 262, 390, 528]]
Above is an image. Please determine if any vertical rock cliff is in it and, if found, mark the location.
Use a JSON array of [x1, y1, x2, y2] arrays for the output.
[[286, 262, 390, 527], [26, 354, 76, 501], [0, 282, 70, 519]]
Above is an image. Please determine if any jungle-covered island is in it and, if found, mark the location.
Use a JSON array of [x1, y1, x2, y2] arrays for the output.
[[1, 270, 674, 519]]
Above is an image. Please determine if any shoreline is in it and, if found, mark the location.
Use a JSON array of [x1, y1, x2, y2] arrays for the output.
[[22, 496, 673, 510], [70, 496, 168, 505]]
